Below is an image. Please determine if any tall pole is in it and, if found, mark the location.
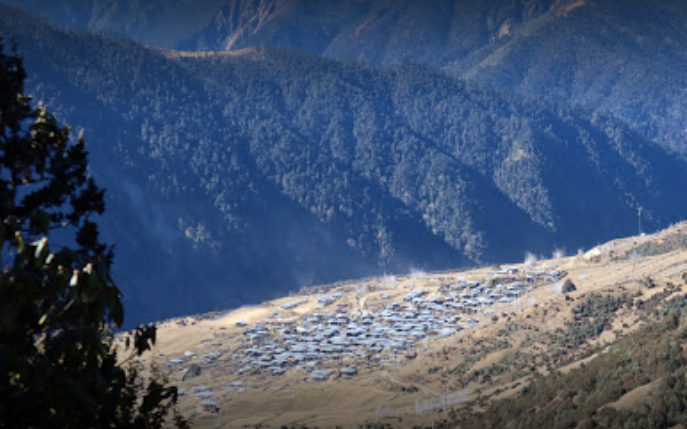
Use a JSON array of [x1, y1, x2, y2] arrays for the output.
[[638, 207, 643, 235]]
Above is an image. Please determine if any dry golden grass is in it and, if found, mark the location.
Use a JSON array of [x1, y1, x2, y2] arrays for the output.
[[603, 379, 661, 412], [142, 222, 687, 428]]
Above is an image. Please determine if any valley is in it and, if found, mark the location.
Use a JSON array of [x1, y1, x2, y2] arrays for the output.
[[2, 1, 687, 428], [142, 222, 687, 428], [7, 3, 687, 327]]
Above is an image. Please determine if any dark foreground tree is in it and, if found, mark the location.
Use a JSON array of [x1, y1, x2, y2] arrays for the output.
[[0, 40, 188, 428]]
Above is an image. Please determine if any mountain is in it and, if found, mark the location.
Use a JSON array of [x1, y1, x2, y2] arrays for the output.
[[0, 0, 562, 57], [6, 0, 687, 155], [1, 5, 687, 327], [448, 0, 687, 155]]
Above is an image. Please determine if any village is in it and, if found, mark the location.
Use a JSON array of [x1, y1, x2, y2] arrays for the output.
[[162, 263, 568, 415], [136, 222, 687, 427]]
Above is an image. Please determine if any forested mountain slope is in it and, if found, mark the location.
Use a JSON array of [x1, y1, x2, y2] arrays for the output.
[[448, 0, 687, 155], [6, 0, 687, 154], [1, 5, 686, 326]]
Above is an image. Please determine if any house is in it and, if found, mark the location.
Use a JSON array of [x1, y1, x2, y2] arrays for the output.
[[316, 296, 334, 307], [191, 385, 210, 393], [202, 351, 221, 362], [236, 365, 252, 375], [281, 299, 307, 310], [201, 399, 219, 414], [296, 326, 311, 335], [311, 369, 330, 381], [403, 289, 426, 302], [340, 366, 357, 377], [269, 366, 285, 375]]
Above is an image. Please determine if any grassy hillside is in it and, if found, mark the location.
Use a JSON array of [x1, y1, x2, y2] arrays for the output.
[[149, 222, 687, 428], [448, 293, 687, 429]]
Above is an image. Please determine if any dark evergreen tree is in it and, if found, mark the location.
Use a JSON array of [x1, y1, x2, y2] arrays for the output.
[[0, 40, 187, 429]]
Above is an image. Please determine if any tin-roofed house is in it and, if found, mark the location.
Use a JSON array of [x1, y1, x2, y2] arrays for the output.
[[201, 399, 219, 414]]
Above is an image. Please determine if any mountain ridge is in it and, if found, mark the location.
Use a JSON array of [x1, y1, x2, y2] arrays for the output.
[[5, 0, 687, 155]]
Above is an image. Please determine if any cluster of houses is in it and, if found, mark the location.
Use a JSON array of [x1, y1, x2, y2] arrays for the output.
[[222, 268, 564, 381], [177, 385, 220, 413], [168, 264, 566, 415]]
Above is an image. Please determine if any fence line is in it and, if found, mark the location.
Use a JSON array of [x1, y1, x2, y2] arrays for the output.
[[415, 389, 468, 415]]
